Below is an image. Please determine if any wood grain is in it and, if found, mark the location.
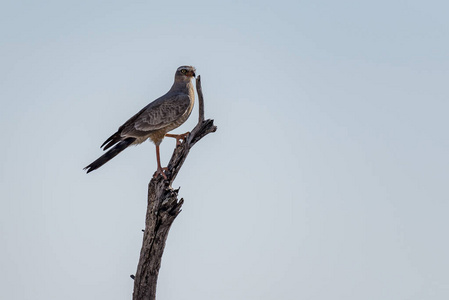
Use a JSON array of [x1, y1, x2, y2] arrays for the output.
[[132, 77, 216, 300]]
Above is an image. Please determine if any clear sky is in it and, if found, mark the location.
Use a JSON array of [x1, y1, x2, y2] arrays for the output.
[[1, 0, 448, 299]]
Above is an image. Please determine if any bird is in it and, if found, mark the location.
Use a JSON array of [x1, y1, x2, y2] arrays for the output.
[[84, 65, 196, 179]]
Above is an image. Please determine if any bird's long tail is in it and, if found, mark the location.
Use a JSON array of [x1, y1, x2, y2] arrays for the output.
[[84, 137, 136, 173]]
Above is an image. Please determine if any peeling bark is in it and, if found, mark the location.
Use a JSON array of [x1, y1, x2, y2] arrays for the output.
[[132, 76, 216, 300]]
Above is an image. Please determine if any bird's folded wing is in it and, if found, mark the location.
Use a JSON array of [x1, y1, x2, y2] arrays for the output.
[[122, 93, 191, 134]]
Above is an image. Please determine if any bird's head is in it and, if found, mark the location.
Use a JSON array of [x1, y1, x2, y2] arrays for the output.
[[175, 66, 196, 82]]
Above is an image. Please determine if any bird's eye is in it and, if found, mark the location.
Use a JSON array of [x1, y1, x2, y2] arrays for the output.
[[181, 69, 187, 74]]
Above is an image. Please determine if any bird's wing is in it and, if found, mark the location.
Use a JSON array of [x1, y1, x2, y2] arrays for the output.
[[122, 93, 191, 134]]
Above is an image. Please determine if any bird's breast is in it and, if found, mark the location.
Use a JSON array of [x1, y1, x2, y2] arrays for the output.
[[148, 88, 194, 145]]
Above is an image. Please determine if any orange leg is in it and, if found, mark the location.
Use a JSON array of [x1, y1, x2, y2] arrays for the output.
[[153, 144, 168, 179], [165, 132, 190, 146]]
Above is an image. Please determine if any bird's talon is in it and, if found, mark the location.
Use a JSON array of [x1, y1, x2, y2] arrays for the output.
[[153, 167, 168, 180], [166, 132, 190, 146]]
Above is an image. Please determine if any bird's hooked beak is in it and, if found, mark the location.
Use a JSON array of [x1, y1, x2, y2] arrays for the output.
[[188, 70, 196, 78]]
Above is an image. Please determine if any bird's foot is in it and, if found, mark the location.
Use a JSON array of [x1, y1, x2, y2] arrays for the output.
[[165, 132, 190, 146], [153, 166, 168, 180]]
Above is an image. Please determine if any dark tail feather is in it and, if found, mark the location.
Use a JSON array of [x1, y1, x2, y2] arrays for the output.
[[101, 132, 122, 150], [84, 137, 136, 173]]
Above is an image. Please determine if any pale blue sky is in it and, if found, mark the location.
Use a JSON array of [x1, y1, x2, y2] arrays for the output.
[[1, 1, 448, 299]]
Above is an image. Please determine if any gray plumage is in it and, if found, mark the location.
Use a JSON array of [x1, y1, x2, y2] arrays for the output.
[[84, 65, 196, 176]]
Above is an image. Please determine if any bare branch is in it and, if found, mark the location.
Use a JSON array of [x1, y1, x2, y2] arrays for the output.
[[132, 77, 216, 300], [196, 75, 204, 123]]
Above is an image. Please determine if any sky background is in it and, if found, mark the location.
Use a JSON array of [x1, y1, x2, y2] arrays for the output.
[[1, 0, 449, 299]]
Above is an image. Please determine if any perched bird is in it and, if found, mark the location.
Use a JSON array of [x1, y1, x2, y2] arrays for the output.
[[84, 66, 196, 179]]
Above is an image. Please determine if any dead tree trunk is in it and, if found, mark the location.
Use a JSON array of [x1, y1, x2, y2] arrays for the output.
[[132, 76, 217, 300]]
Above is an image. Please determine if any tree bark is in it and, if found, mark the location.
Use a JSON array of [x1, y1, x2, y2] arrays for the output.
[[132, 76, 216, 300]]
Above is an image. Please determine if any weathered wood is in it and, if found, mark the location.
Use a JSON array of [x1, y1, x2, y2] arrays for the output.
[[196, 75, 205, 123], [132, 77, 216, 300]]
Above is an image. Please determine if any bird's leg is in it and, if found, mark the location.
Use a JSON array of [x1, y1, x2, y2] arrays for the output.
[[153, 144, 168, 180], [165, 132, 190, 146]]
